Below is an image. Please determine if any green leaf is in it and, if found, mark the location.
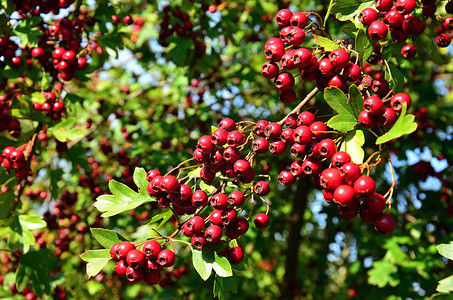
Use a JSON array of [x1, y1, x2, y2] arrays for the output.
[[166, 37, 193, 66], [188, 167, 201, 181], [7, 215, 46, 253], [49, 118, 86, 142], [15, 249, 56, 297], [213, 275, 238, 300], [11, 17, 43, 47], [332, 0, 374, 22], [324, 0, 335, 27], [192, 249, 213, 281], [0, 189, 15, 220], [375, 103, 417, 144], [148, 209, 173, 230], [368, 260, 400, 288], [132, 167, 149, 196], [437, 275, 453, 293], [340, 130, 365, 164], [437, 243, 453, 261], [90, 228, 127, 249], [200, 180, 217, 195], [355, 29, 373, 63], [212, 252, 233, 277], [385, 63, 405, 92], [94, 179, 155, 217], [348, 84, 365, 114], [18, 215, 46, 230], [324, 87, 361, 132], [312, 34, 340, 52], [80, 249, 111, 279]]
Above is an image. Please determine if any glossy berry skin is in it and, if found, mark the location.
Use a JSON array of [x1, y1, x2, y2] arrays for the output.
[[126, 249, 146, 269], [384, 9, 404, 28], [443, 17, 453, 30], [292, 48, 312, 68], [115, 241, 136, 260], [305, 141, 320, 158], [210, 209, 224, 227], [285, 114, 298, 129], [281, 26, 305, 46], [274, 72, 295, 91], [223, 146, 240, 162], [297, 111, 316, 126], [402, 15, 425, 35], [372, 79, 390, 98], [278, 170, 296, 186], [290, 12, 308, 28], [200, 166, 215, 182], [358, 8, 378, 26], [320, 168, 343, 191], [126, 266, 144, 282], [333, 185, 357, 207], [363, 193, 387, 214], [353, 176, 376, 197], [254, 120, 269, 136], [310, 121, 327, 140], [204, 224, 222, 242], [186, 216, 205, 233], [368, 21, 388, 40], [146, 169, 161, 181], [254, 213, 270, 229], [212, 128, 228, 146], [261, 61, 280, 79], [318, 58, 334, 77], [211, 193, 229, 210], [228, 190, 245, 206], [252, 137, 269, 154], [239, 167, 255, 184], [233, 159, 251, 175], [436, 34, 451, 48], [318, 139, 337, 158], [338, 199, 360, 220], [62, 50, 77, 63], [221, 209, 238, 226], [227, 130, 246, 147], [293, 125, 312, 145], [363, 96, 384, 116], [115, 260, 128, 275], [227, 217, 249, 238], [276, 9, 292, 26], [331, 151, 351, 168], [227, 246, 244, 265], [255, 181, 270, 196], [302, 158, 323, 176], [340, 162, 362, 183], [343, 64, 362, 81], [265, 122, 282, 140], [192, 190, 208, 207], [374, 213, 395, 234], [358, 111, 377, 129], [144, 272, 161, 285], [161, 175, 179, 192], [290, 143, 306, 158], [280, 89, 297, 104], [269, 140, 286, 155], [329, 49, 350, 70], [281, 128, 295, 144], [379, 108, 398, 126], [290, 160, 304, 177], [401, 44, 416, 59], [143, 240, 161, 259], [192, 233, 207, 250], [264, 38, 285, 61], [110, 243, 120, 260], [390, 93, 411, 113], [395, 0, 416, 15], [218, 118, 235, 131], [328, 75, 347, 91], [157, 249, 175, 267], [280, 49, 297, 70], [375, 0, 393, 11]]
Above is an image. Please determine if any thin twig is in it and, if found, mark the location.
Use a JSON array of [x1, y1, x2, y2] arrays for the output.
[[278, 87, 320, 126]]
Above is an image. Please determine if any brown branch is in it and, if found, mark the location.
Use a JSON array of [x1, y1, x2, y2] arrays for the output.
[[278, 87, 320, 125]]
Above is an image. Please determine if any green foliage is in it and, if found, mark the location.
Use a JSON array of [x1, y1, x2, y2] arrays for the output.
[[339, 129, 365, 164], [324, 86, 362, 132], [192, 243, 233, 281], [375, 103, 418, 145]]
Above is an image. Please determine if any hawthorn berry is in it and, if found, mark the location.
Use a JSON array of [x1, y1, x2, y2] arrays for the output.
[[374, 213, 395, 234], [368, 21, 388, 40], [143, 240, 161, 259], [205, 224, 222, 242], [157, 249, 175, 267], [254, 181, 270, 196], [227, 246, 244, 265], [254, 213, 270, 229], [333, 185, 357, 207], [353, 176, 376, 197], [126, 249, 146, 269], [320, 168, 343, 190]]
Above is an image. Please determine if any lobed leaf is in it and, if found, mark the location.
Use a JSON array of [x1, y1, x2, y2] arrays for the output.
[[90, 228, 127, 249], [375, 103, 417, 144], [437, 243, 453, 261], [312, 34, 340, 52], [340, 129, 365, 164], [80, 249, 111, 279], [324, 86, 362, 133]]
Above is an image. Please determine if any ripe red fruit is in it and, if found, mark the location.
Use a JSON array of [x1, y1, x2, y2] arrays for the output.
[[390, 93, 411, 113], [368, 21, 388, 40], [280, 49, 297, 70], [309, 121, 327, 140], [340, 162, 362, 183], [374, 213, 395, 234], [197, 135, 215, 154], [280, 26, 305, 46], [115, 241, 136, 260], [157, 249, 175, 267], [233, 159, 251, 175], [192, 190, 208, 207], [227, 246, 244, 265], [204, 224, 222, 242], [318, 58, 334, 77], [254, 181, 270, 196], [320, 168, 343, 190], [62, 50, 76, 63], [279, 90, 297, 104], [227, 130, 246, 147], [379, 108, 398, 126], [261, 61, 280, 79], [333, 185, 357, 207], [126, 249, 146, 269], [254, 213, 270, 229], [228, 190, 245, 206], [223, 146, 240, 162], [192, 233, 207, 250], [126, 266, 144, 282], [443, 16, 453, 30], [281, 128, 294, 144], [254, 120, 269, 136], [110, 243, 120, 260], [210, 209, 223, 226], [144, 271, 161, 285], [290, 160, 304, 177], [436, 33, 451, 48], [395, 0, 416, 15], [302, 158, 323, 176], [290, 12, 308, 28], [265, 122, 282, 140], [402, 15, 425, 35], [343, 64, 362, 81], [185, 216, 205, 233], [363, 96, 384, 116], [221, 208, 238, 226], [375, 0, 393, 11], [275, 9, 293, 26], [274, 72, 295, 91], [278, 170, 296, 186], [238, 167, 255, 183], [353, 176, 376, 197], [252, 137, 269, 154], [218, 118, 235, 131], [290, 143, 306, 158], [161, 175, 179, 192], [200, 166, 215, 182], [293, 125, 312, 145], [384, 9, 404, 28], [328, 74, 347, 91], [297, 111, 316, 126], [358, 8, 378, 26], [115, 259, 128, 275], [329, 49, 350, 70], [292, 48, 312, 68], [210, 193, 229, 210], [226, 217, 249, 238], [143, 240, 161, 259], [331, 151, 351, 168], [338, 200, 360, 220], [401, 44, 416, 59], [318, 139, 337, 158], [363, 193, 387, 214], [358, 110, 377, 128], [264, 38, 285, 61], [269, 140, 286, 155]]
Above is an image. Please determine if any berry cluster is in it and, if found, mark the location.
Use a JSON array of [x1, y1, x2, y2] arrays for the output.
[[0, 94, 21, 136], [110, 240, 175, 284], [262, 9, 361, 98], [1, 146, 29, 179], [33, 91, 66, 120], [358, 92, 411, 129]]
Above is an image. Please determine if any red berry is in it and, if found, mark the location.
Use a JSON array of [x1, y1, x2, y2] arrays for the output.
[[264, 38, 285, 61], [329, 49, 350, 70], [254, 181, 270, 196], [228, 190, 245, 206], [320, 168, 343, 190], [353, 176, 376, 197], [363, 193, 387, 214], [211, 128, 228, 147], [274, 72, 295, 91], [185, 216, 205, 233], [252, 137, 269, 154], [363, 96, 384, 116], [331, 151, 351, 168], [285, 113, 299, 128], [143, 240, 161, 259], [292, 48, 312, 68], [126, 266, 144, 282], [115, 259, 128, 275], [221, 208, 238, 226], [293, 125, 312, 145], [297, 111, 316, 126], [436, 33, 451, 48], [261, 61, 280, 79], [210, 209, 223, 226], [374, 213, 395, 234], [378, 108, 398, 126], [265, 122, 282, 140], [309, 121, 327, 140], [402, 15, 425, 36], [318, 58, 334, 77], [254, 213, 270, 229], [358, 110, 377, 128], [227, 130, 246, 147], [115, 241, 136, 260], [318, 139, 337, 159], [192, 190, 208, 207], [340, 162, 362, 183], [278, 170, 296, 186], [401, 44, 416, 59], [290, 12, 308, 28], [227, 246, 244, 265], [157, 249, 175, 267], [390, 93, 411, 113], [191, 233, 207, 250], [302, 158, 323, 176], [333, 185, 357, 207], [204, 224, 222, 242], [161, 175, 179, 192], [368, 21, 388, 40], [395, 0, 416, 15], [218, 118, 235, 131], [359, 8, 378, 26], [275, 9, 292, 27], [210, 193, 229, 210], [384, 9, 404, 28], [375, 0, 393, 11], [197, 135, 215, 154], [269, 140, 286, 155], [254, 120, 269, 136], [343, 64, 362, 82], [126, 249, 146, 269]]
